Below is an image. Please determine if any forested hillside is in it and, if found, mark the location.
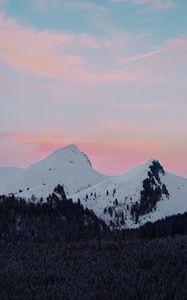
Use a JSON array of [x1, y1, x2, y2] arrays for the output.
[[0, 236, 187, 300], [0, 187, 187, 299], [0, 186, 107, 243]]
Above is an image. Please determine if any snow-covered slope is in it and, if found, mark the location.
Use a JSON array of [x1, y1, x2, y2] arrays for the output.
[[71, 159, 187, 228], [0, 145, 107, 198], [1, 146, 187, 229]]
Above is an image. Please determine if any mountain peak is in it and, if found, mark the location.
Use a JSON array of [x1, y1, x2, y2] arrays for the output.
[[126, 158, 164, 176], [51, 144, 92, 167], [52, 144, 80, 156], [148, 159, 165, 172], [144, 158, 160, 166], [56, 144, 80, 152], [2, 144, 107, 198], [139, 159, 165, 183], [28, 144, 93, 173], [141, 158, 164, 171]]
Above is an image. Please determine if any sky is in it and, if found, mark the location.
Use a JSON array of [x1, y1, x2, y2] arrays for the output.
[[0, 0, 187, 176]]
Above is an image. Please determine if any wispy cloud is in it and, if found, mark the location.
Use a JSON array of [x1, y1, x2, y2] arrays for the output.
[[0, 13, 141, 84], [0, 13, 88, 79], [114, 49, 163, 66], [0, 132, 22, 139], [111, 0, 175, 9], [0, 12, 186, 86], [0, 131, 72, 154]]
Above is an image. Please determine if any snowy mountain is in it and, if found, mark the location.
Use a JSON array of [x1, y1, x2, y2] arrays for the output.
[[0, 145, 187, 229], [71, 159, 187, 229], [0, 144, 107, 198]]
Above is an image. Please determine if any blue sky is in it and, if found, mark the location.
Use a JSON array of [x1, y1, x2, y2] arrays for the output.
[[5, 0, 187, 37]]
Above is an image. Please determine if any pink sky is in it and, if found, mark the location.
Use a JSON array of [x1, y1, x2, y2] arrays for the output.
[[0, 0, 187, 177], [0, 131, 186, 177]]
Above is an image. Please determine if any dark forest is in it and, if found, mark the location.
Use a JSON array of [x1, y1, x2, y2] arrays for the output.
[[0, 188, 187, 300]]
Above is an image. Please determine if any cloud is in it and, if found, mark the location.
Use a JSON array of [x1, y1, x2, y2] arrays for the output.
[[0, 13, 142, 84], [0, 132, 20, 138], [110, 0, 175, 9], [138, 38, 187, 79], [0, 12, 187, 86], [114, 49, 163, 66], [113, 36, 187, 83], [0, 13, 85, 79], [0, 131, 73, 156]]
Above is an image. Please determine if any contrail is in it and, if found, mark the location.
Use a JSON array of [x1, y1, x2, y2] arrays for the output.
[[114, 49, 162, 66]]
